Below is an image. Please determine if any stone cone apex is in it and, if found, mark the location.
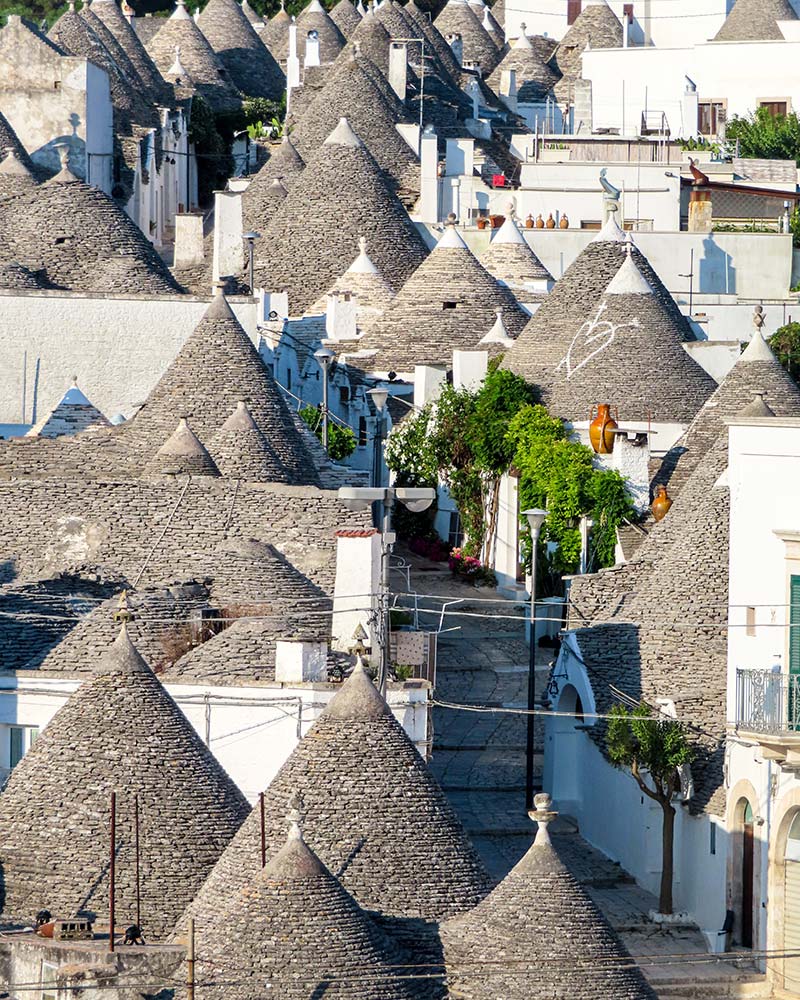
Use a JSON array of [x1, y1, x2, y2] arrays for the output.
[[254, 115, 428, 314], [187, 792, 415, 1000], [479, 308, 514, 347], [145, 417, 221, 477], [0, 147, 34, 179], [25, 376, 110, 439], [653, 325, 800, 495], [715, 0, 796, 41], [241, 137, 304, 233], [482, 215, 552, 289], [440, 792, 657, 1000], [197, 0, 285, 100], [122, 294, 319, 485], [308, 235, 395, 317], [49, 143, 79, 183], [177, 655, 492, 937], [208, 400, 288, 481], [738, 390, 776, 418], [0, 625, 250, 940], [503, 224, 690, 389], [605, 249, 654, 295], [355, 216, 529, 370]]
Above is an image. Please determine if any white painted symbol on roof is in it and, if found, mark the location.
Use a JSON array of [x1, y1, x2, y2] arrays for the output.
[[556, 300, 639, 380]]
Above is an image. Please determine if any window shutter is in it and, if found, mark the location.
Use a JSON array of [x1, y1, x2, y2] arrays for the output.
[[790, 575, 800, 676]]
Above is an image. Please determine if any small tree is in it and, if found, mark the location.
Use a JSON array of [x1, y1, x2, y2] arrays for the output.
[[769, 322, 800, 382], [606, 704, 694, 915]]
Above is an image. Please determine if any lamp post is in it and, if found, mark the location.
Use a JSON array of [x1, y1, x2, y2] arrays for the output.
[[314, 346, 335, 452], [338, 485, 435, 695], [522, 507, 547, 810], [367, 386, 389, 488], [242, 231, 260, 296]]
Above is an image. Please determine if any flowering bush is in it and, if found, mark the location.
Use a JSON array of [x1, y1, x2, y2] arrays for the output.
[[409, 536, 450, 562], [449, 548, 497, 586]]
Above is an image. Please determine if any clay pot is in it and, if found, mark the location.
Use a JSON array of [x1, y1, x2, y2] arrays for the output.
[[490, 214, 505, 229], [559, 214, 569, 229], [477, 216, 488, 230], [588, 403, 618, 455], [535, 214, 544, 229], [651, 485, 673, 522], [545, 213, 556, 229], [525, 214, 534, 229]]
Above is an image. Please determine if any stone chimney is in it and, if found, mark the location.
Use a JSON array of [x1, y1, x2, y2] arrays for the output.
[[445, 31, 463, 66], [325, 291, 359, 341], [331, 528, 381, 658], [304, 29, 321, 68], [389, 41, 408, 102], [174, 213, 205, 269]]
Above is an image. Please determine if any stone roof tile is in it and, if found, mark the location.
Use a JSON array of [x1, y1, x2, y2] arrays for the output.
[[330, 0, 362, 37], [0, 626, 250, 938], [255, 117, 428, 315]]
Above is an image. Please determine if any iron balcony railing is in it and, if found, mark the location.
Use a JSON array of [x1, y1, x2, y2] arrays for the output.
[[736, 668, 800, 735]]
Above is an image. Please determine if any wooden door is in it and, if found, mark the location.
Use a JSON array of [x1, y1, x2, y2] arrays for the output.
[[742, 819, 754, 948]]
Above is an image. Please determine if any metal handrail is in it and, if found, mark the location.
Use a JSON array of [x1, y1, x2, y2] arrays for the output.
[[736, 668, 800, 735]]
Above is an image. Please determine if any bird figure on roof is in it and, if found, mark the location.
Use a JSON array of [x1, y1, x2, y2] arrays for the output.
[[689, 157, 709, 185]]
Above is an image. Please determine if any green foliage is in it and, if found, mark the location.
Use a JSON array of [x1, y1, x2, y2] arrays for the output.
[[241, 96, 286, 140], [726, 106, 800, 162], [386, 376, 634, 576], [188, 97, 234, 207], [299, 406, 356, 461], [508, 405, 634, 576], [0, 0, 66, 26], [607, 703, 694, 798], [768, 322, 800, 382]]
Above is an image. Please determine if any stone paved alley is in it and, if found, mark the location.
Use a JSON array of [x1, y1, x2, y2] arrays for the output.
[[397, 556, 771, 999]]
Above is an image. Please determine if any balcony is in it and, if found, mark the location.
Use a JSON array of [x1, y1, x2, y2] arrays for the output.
[[735, 669, 800, 763]]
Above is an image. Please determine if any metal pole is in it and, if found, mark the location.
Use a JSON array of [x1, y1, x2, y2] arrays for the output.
[[259, 792, 266, 868], [187, 918, 195, 1000], [247, 240, 255, 296], [134, 794, 141, 930], [321, 360, 329, 452], [525, 529, 540, 811], [109, 791, 116, 953], [689, 247, 694, 315], [379, 489, 395, 697]]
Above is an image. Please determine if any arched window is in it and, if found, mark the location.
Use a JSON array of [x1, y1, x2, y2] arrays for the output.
[[785, 811, 800, 862]]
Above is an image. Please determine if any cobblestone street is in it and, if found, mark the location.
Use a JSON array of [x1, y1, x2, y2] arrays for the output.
[[399, 558, 772, 999]]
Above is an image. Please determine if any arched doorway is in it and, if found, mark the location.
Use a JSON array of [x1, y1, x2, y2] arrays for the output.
[[742, 801, 755, 948], [549, 684, 584, 812], [784, 812, 800, 992]]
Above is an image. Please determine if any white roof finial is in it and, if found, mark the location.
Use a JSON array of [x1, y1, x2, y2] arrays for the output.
[[287, 791, 304, 841], [530, 792, 558, 846]]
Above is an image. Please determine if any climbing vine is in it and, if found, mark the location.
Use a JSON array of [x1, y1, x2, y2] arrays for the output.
[[385, 370, 634, 579]]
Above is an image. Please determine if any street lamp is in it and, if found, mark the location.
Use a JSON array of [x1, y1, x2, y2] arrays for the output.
[[314, 346, 335, 452], [338, 485, 436, 695], [242, 231, 260, 297], [367, 386, 389, 488], [522, 507, 547, 810]]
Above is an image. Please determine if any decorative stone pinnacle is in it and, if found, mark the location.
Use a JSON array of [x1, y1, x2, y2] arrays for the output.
[[529, 792, 558, 846], [55, 143, 70, 170], [68, 0, 75, 11], [113, 589, 135, 624], [358, 236, 367, 254], [287, 790, 304, 839]]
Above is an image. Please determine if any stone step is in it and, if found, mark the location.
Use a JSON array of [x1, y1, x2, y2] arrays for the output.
[[650, 974, 770, 998]]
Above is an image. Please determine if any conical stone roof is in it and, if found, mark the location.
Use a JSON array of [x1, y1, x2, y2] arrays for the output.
[[255, 118, 428, 315], [490, 0, 505, 26], [146, 0, 241, 113], [122, 294, 320, 484], [487, 25, 559, 101], [481, 213, 552, 291], [262, 3, 291, 62], [541, 250, 715, 422], [356, 224, 529, 371], [0, 109, 36, 177], [179, 662, 491, 939], [192, 812, 422, 1000], [208, 400, 290, 480], [290, 52, 419, 198], [406, 1, 463, 82], [339, 11, 392, 75], [308, 235, 395, 320], [503, 220, 687, 384], [0, 162, 182, 294], [434, 0, 500, 73], [296, 0, 346, 63], [330, 0, 361, 37], [554, 0, 622, 82], [714, 0, 796, 40], [654, 329, 800, 495], [87, 0, 171, 104], [198, 0, 285, 98], [26, 378, 110, 438], [241, 0, 262, 26], [0, 147, 37, 199], [79, 4, 154, 105], [144, 417, 221, 477], [441, 796, 657, 1000], [0, 627, 250, 939]]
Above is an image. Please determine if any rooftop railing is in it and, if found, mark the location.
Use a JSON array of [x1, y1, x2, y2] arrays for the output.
[[736, 668, 800, 736]]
